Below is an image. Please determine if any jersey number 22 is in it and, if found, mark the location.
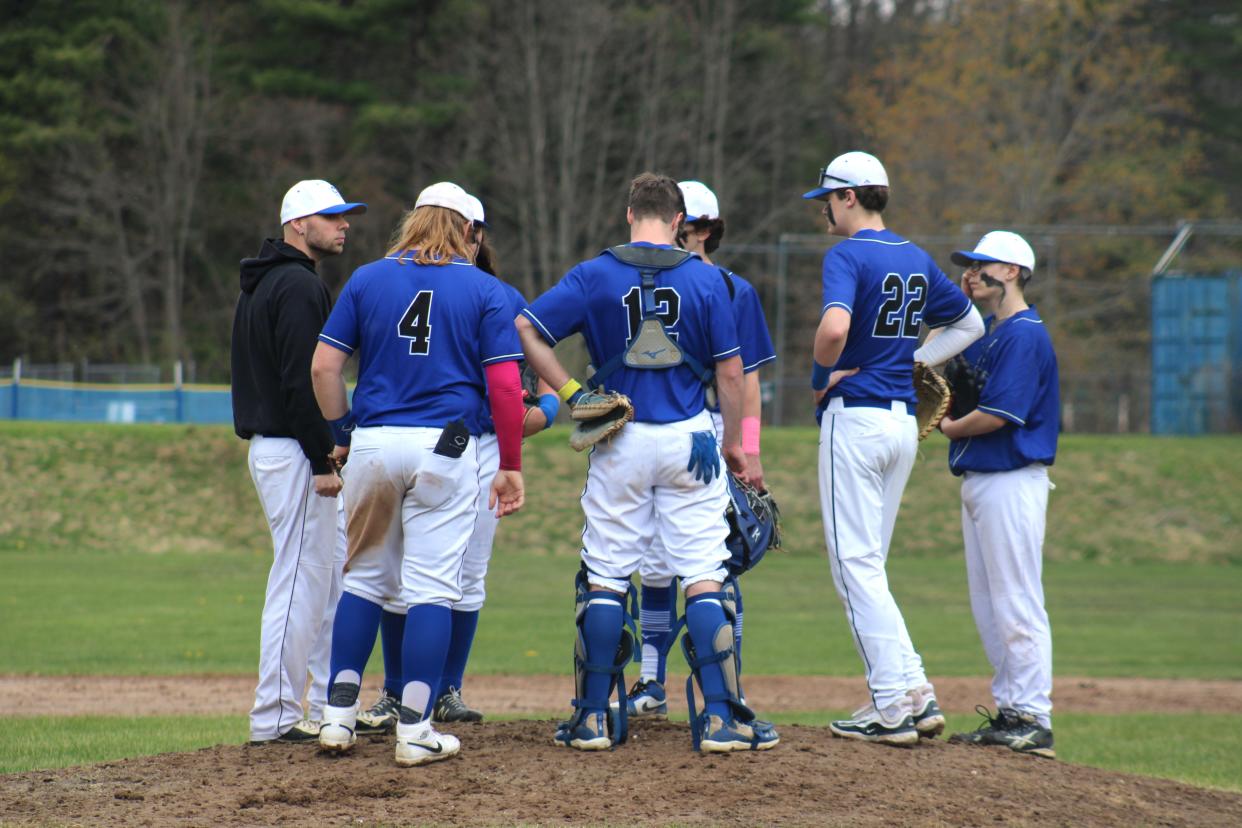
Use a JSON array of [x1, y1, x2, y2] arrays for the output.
[[873, 273, 927, 339]]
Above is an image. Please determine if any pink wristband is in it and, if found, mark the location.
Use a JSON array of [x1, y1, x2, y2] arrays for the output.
[[741, 416, 761, 455]]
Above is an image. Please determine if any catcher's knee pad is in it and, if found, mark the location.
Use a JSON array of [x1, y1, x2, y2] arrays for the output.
[[565, 566, 636, 745]]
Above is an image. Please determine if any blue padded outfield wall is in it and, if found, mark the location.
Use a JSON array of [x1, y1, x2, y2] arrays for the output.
[[1151, 272, 1242, 435], [0, 380, 233, 424]]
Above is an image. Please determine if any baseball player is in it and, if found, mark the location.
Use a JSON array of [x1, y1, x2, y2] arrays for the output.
[[310, 181, 526, 767], [804, 152, 984, 746], [231, 179, 365, 744], [353, 193, 559, 733], [624, 180, 776, 717], [516, 172, 779, 753], [938, 231, 1059, 759]]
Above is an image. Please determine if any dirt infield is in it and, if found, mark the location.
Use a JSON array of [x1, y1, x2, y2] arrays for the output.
[[4, 673, 1241, 717], [3, 719, 1242, 827]]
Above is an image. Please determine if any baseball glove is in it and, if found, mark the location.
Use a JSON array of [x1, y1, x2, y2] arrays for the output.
[[913, 361, 950, 441], [942, 355, 983, 419], [567, 389, 634, 452]]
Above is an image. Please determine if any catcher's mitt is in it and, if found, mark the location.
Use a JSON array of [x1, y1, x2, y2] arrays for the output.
[[568, 389, 634, 452], [942, 355, 983, 419], [913, 361, 950, 442]]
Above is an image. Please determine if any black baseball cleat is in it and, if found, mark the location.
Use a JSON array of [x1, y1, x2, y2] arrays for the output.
[[950, 705, 1055, 759], [432, 686, 484, 723], [356, 688, 400, 735]]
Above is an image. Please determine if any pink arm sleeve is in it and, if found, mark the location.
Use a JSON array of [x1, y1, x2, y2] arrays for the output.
[[485, 360, 523, 471]]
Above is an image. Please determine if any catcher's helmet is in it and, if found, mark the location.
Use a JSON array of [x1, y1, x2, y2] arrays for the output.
[[724, 473, 781, 576]]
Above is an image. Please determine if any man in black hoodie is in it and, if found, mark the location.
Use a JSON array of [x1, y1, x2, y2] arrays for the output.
[[232, 179, 367, 744]]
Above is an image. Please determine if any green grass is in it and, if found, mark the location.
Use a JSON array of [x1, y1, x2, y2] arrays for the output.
[[4, 546, 1240, 678], [0, 715, 245, 775], [2, 423, 1240, 565]]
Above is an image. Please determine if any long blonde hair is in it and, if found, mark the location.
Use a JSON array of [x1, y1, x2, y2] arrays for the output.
[[387, 205, 471, 265]]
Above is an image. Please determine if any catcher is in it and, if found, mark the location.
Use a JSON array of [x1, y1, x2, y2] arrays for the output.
[[515, 171, 779, 753]]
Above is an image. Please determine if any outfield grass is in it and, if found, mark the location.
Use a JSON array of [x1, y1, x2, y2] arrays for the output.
[[4, 547, 1240, 678]]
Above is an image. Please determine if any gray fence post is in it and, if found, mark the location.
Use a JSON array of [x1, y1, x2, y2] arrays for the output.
[[10, 357, 19, 420], [174, 360, 184, 423]]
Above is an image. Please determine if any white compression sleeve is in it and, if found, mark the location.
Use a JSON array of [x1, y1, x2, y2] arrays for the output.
[[914, 305, 984, 367]]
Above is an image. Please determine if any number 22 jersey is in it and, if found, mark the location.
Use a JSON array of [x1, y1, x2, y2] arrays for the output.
[[820, 229, 972, 410]]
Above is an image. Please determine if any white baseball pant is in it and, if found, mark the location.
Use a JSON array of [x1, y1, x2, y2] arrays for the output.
[[246, 436, 338, 741], [961, 464, 1054, 728], [581, 410, 729, 593], [818, 398, 928, 716], [339, 426, 480, 608], [457, 433, 501, 612], [306, 498, 346, 721]]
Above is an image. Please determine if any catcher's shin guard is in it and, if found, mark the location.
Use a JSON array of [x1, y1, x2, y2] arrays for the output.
[[559, 568, 637, 747], [680, 589, 757, 751]]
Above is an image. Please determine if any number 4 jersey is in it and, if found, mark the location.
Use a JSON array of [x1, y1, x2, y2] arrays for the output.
[[820, 229, 972, 409], [318, 255, 523, 431]]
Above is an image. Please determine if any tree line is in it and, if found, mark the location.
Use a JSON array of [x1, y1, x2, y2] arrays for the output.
[[0, 0, 1236, 382]]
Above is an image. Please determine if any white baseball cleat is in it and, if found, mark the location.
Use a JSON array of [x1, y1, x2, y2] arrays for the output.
[[395, 719, 460, 766], [318, 702, 359, 752]]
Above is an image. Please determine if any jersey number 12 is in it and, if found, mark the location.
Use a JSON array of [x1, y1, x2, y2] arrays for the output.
[[398, 290, 433, 355]]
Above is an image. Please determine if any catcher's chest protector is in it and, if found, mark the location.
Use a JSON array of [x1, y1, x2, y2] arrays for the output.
[[588, 245, 711, 389]]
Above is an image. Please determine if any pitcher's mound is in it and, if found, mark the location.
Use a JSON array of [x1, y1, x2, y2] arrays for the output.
[[2, 719, 1240, 827]]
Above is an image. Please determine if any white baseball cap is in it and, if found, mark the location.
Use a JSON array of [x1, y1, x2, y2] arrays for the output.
[[951, 230, 1036, 272], [280, 180, 367, 225], [802, 151, 889, 200], [678, 180, 720, 222], [415, 181, 473, 220], [464, 194, 489, 228]]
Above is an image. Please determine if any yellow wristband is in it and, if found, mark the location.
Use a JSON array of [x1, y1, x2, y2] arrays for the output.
[[557, 378, 583, 404]]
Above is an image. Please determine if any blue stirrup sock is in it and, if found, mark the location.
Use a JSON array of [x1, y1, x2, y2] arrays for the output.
[[329, 591, 383, 699], [685, 593, 733, 720], [582, 594, 624, 713], [639, 582, 676, 684], [400, 604, 453, 722], [438, 608, 480, 698], [379, 609, 406, 697]]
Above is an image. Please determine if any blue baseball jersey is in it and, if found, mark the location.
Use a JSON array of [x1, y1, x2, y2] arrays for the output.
[[706, 268, 776, 414], [522, 243, 740, 423], [948, 308, 1059, 474], [723, 269, 776, 374], [474, 280, 529, 435], [319, 255, 523, 431], [820, 229, 972, 410]]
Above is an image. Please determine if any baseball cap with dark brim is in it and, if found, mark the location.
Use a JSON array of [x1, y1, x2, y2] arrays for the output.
[[950, 230, 1036, 271], [802, 151, 889, 200]]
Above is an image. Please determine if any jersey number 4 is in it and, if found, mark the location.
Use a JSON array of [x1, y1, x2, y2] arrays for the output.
[[398, 290, 433, 355], [873, 273, 928, 339]]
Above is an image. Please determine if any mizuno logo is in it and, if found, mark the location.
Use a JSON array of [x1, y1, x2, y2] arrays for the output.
[[642, 348, 667, 359]]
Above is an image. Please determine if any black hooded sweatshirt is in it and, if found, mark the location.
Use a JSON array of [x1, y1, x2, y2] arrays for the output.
[[231, 238, 334, 475]]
